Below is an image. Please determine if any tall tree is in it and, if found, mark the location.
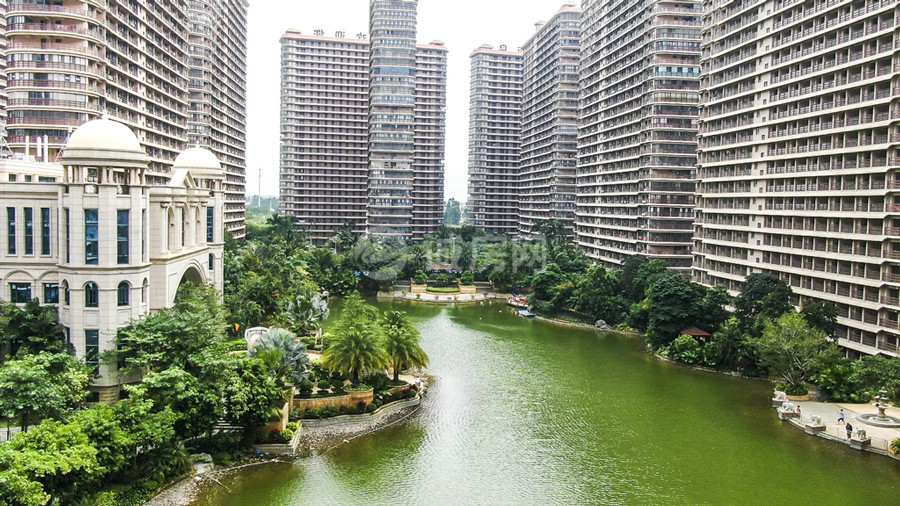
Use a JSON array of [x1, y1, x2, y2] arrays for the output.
[[572, 265, 627, 324], [0, 352, 90, 431], [443, 198, 461, 225], [734, 272, 793, 334], [646, 272, 700, 348], [755, 312, 829, 387], [380, 311, 428, 381], [801, 300, 838, 338], [222, 356, 287, 431], [0, 299, 68, 359]]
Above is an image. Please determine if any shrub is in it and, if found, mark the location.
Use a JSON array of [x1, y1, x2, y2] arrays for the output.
[[345, 405, 359, 415], [433, 272, 453, 287], [316, 382, 330, 393], [667, 334, 703, 365], [366, 403, 377, 413], [338, 405, 348, 414], [298, 379, 314, 394], [426, 286, 460, 293], [460, 270, 474, 285], [286, 422, 299, 432], [357, 401, 367, 412], [281, 428, 294, 441], [319, 406, 338, 418], [776, 382, 809, 396], [413, 270, 427, 285], [891, 438, 900, 454], [289, 407, 304, 421], [331, 379, 345, 392], [345, 383, 372, 392]]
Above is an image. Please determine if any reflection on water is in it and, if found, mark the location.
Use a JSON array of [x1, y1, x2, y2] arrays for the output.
[[193, 301, 900, 505]]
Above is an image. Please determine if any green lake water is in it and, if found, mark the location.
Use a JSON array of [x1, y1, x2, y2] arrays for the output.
[[192, 300, 900, 505]]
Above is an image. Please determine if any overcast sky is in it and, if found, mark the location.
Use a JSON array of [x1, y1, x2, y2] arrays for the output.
[[245, 0, 573, 202]]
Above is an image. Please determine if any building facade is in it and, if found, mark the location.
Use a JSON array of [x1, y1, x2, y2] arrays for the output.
[[576, 0, 701, 272], [279, 31, 370, 241], [187, 0, 249, 238], [411, 41, 448, 239], [2, 0, 247, 236], [694, 0, 900, 357], [0, 119, 225, 402], [518, 3, 581, 238], [367, 0, 419, 239], [278, 5, 446, 242], [466, 44, 523, 236]]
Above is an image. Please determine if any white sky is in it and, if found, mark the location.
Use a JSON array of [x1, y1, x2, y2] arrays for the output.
[[245, 0, 572, 202]]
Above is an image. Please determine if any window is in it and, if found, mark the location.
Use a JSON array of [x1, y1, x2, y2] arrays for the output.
[[41, 208, 50, 255], [84, 209, 98, 264], [64, 208, 70, 263], [85, 329, 99, 369], [43, 283, 59, 303], [117, 210, 129, 264], [208, 253, 214, 270], [62, 280, 69, 305], [10, 283, 31, 303], [141, 278, 148, 304], [7, 207, 15, 254], [207, 206, 214, 242], [84, 282, 98, 308], [23, 208, 33, 255], [117, 281, 130, 306], [182, 209, 187, 246]]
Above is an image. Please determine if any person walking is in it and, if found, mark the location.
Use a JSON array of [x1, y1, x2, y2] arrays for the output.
[[838, 409, 845, 423], [846, 423, 853, 440]]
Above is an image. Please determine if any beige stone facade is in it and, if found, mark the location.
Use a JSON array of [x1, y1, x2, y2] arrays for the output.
[[0, 119, 224, 400]]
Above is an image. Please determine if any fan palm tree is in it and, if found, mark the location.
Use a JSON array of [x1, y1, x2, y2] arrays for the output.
[[380, 311, 428, 382], [249, 328, 311, 386], [322, 326, 388, 384]]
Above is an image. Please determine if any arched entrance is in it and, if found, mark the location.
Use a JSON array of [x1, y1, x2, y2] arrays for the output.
[[174, 265, 205, 303]]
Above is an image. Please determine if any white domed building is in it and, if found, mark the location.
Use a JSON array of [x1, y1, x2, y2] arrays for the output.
[[0, 119, 225, 402]]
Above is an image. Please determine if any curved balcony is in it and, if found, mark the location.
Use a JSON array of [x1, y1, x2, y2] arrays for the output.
[[6, 60, 88, 72], [7, 79, 104, 95], [8, 98, 101, 111], [7, 22, 104, 42], [8, 2, 105, 21], [7, 41, 105, 59]]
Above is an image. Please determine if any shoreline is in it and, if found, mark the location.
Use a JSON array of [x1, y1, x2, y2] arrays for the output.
[[145, 394, 424, 505]]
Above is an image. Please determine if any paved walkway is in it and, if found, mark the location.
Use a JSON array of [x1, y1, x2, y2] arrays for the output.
[[780, 400, 900, 454]]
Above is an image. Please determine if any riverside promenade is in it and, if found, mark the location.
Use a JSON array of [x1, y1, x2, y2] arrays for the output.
[[778, 400, 900, 458]]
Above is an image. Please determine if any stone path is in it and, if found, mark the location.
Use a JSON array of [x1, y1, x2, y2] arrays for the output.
[[781, 400, 900, 454]]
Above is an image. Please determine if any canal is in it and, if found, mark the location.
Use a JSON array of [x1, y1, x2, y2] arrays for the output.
[[192, 300, 900, 505]]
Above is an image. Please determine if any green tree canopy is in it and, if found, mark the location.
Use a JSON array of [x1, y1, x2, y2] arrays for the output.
[[222, 355, 287, 431], [0, 299, 68, 360], [801, 300, 838, 338], [322, 325, 388, 384], [734, 273, 793, 334], [380, 311, 428, 382], [249, 327, 311, 386], [0, 352, 90, 430], [646, 272, 700, 348], [755, 312, 830, 386], [443, 198, 461, 225]]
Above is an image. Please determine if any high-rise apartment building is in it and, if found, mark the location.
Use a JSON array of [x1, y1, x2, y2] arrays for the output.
[[0, 0, 8, 134], [411, 41, 448, 239], [279, 31, 370, 241], [278, 2, 446, 242], [694, 0, 900, 357], [3, 0, 247, 236], [519, 3, 581, 238], [576, 0, 701, 272], [187, 0, 249, 238], [466, 44, 523, 236], [367, 0, 418, 239]]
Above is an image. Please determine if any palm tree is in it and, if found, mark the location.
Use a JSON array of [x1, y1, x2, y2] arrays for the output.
[[380, 311, 428, 382], [249, 328, 311, 386], [322, 326, 388, 384], [281, 288, 329, 336]]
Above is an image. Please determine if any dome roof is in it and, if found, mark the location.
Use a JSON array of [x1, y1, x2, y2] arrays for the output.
[[59, 119, 148, 168], [173, 147, 223, 176]]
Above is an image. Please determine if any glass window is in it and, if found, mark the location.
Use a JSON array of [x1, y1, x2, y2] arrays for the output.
[[207, 206, 214, 243], [208, 253, 214, 270], [23, 208, 33, 255], [85, 329, 99, 369], [41, 208, 50, 255], [64, 208, 70, 263], [142, 278, 148, 304], [7, 207, 15, 255], [84, 282, 98, 308], [84, 209, 98, 265], [117, 281, 129, 306], [117, 210, 129, 264], [43, 283, 59, 303], [62, 280, 69, 305], [10, 283, 31, 303]]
